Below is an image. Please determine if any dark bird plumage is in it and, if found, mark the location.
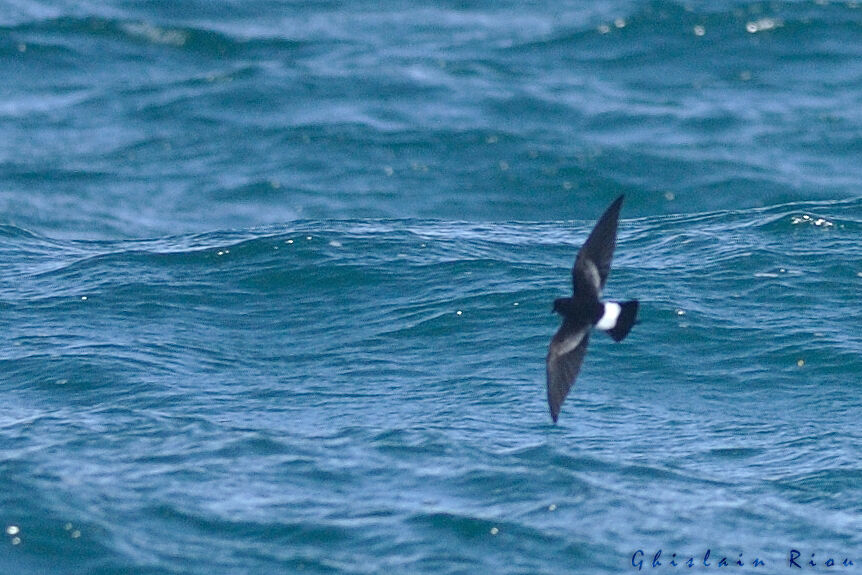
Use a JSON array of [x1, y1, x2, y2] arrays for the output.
[[546, 195, 638, 423]]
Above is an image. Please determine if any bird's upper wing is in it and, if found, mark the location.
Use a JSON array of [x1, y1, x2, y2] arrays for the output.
[[546, 320, 591, 423], [573, 195, 623, 295]]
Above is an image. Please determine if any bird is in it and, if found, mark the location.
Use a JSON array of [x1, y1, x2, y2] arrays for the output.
[[546, 195, 638, 423]]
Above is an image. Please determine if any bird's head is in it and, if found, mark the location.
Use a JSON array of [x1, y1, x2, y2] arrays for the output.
[[552, 297, 570, 315]]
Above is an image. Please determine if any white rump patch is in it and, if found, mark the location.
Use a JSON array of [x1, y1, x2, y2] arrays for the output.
[[595, 302, 621, 331]]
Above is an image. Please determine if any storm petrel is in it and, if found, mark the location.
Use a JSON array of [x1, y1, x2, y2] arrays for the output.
[[546, 195, 638, 423]]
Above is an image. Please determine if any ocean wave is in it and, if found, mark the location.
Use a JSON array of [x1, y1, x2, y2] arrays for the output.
[[2, 201, 861, 573]]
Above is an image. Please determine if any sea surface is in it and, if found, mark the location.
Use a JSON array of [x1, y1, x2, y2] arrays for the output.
[[1, 1, 861, 573]]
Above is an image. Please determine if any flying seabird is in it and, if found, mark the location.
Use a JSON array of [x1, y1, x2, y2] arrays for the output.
[[546, 195, 638, 423]]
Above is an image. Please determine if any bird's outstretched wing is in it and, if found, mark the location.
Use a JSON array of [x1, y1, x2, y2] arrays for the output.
[[573, 195, 623, 295], [546, 321, 591, 423]]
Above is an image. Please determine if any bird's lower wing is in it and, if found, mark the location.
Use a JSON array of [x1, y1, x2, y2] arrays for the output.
[[546, 323, 591, 423]]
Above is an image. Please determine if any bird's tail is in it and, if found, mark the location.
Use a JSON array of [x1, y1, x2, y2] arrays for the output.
[[606, 300, 638, 342]]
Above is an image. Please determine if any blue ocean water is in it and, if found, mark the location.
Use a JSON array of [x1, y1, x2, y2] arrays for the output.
[[1, 1, 861, 573]]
